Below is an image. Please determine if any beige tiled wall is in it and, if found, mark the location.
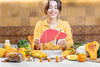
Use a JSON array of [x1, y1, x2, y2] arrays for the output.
[[0, 1, 100, 26], [0, 2, 1, 26], [0, 0, 100, 44]]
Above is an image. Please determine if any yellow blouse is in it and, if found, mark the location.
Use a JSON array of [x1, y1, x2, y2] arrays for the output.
[[33, 19, 73, 50]]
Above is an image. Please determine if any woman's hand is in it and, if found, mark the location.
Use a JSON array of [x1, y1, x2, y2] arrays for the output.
[[34, 39, 42, 50], [57, 39, 67, 51]]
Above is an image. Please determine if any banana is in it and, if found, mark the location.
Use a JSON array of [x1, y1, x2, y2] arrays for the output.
[[0, 53, 4, 57], [0, 51, 5, 54], [31, 50, 48, 58], [42, 53, 47, 58], [38, 54, 43, 59], [0, 48, 7, 57], [0, 48, 7, 51]]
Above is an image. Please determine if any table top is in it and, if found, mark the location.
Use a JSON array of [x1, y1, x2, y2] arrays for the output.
[[0, 58, 100, 67], [0, 43, 100, 67]]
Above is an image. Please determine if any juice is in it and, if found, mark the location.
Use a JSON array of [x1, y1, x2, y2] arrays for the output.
[[4, 40, 11, 50], [4, 44, 11, 50]]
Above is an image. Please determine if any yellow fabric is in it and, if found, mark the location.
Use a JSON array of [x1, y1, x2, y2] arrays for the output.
[[33, 19, 73, 50]]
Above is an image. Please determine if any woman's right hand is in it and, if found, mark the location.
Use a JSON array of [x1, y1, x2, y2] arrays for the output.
[[34, 39, 42, 50]]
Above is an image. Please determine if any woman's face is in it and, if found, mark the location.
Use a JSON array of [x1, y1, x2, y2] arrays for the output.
[[47, 1, 59, 19]]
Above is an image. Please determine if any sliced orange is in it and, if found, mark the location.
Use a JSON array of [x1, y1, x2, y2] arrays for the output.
[[66, 48, 76, 55], [62, 51, 69, 58]]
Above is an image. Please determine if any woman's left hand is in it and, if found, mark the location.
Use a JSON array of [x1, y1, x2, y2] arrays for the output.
[[57, 39, 67, 50]]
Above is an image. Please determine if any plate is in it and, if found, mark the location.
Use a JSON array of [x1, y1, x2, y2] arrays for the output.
[[41, 50, 62, 58]]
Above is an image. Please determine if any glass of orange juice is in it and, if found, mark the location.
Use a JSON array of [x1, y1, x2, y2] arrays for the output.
[[4, 40, 11, 50]]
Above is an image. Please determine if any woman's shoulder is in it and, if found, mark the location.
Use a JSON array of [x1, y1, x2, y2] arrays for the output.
[[59, 19, 71, 29]]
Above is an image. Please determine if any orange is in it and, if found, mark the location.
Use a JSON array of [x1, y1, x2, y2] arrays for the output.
[[78, 54, 87, 62]]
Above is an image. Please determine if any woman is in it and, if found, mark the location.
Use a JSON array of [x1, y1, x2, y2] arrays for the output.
[[33, 0, 73, 50]]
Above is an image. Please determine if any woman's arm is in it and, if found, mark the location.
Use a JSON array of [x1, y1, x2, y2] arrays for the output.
[[34, 39, 42, 50], [57, 39, 67, 51], [57, 21, 73, 50], [33, 21, 42, 50], [64, 21, 74, 48]]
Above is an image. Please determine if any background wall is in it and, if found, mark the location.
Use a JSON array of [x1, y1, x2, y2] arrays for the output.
[[0, 0, 100, 44]]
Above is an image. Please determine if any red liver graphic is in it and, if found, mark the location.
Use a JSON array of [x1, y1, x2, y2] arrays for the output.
[[40, 29, 67, 44]]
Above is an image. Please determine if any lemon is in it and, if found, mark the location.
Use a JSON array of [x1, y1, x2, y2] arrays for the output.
[[67, 55, 78, 61]]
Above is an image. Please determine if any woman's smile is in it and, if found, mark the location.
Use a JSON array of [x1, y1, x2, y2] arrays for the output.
[[50, 12, 57, 16]]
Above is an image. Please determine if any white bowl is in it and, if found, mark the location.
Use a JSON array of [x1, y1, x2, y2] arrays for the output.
[[41, 50, 62, 58]]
